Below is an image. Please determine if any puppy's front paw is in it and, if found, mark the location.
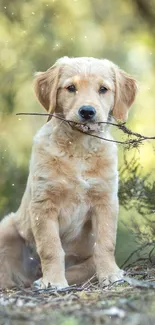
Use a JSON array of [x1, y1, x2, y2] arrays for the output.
[[33, 277, 68, 290], [99, 268, 124, 287]]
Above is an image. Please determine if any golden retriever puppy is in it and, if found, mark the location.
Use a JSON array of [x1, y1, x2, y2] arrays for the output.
[[0, 57, 137, 289]]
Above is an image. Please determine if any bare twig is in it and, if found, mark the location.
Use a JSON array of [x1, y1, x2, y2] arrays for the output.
[[121, 242, 155, 269], [81, 274, 98, 290], [16, 112, 155, 147], [149, 246, 155, 264], [32, 284, 84, 295], [123, 276, 155, 289]]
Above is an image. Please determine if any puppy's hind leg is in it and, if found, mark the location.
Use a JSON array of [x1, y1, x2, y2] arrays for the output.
[[0, 213, 35, 289]]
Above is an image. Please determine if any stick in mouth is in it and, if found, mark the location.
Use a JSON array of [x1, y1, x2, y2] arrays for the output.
[[16, 112, 155, 147]]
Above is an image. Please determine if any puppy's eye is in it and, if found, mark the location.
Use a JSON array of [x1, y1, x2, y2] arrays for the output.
[[99, 86, 108, 94], [66, 84, 76, 92]]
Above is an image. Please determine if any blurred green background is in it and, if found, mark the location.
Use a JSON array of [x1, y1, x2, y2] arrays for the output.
[[0, 0, 155, 265]]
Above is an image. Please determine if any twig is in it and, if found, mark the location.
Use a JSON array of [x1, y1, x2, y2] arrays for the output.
[[10, 293, 43, 302], [81, 274, 97, 289], [149, 246, 155, 264], [121, 242, 155, 269], [126, 270, 148, 276], [123, 276, 155, 289], [16, 112, 155, 147], [32, 284, 84, 295]]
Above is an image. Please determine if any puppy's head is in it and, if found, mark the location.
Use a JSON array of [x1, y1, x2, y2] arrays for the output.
[[34, 57, 138, 131]]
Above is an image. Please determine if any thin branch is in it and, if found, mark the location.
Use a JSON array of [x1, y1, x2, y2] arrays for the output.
[[149, 246, 155, 264], [121, 242, 155, 269], [16, 112, 155, 146], [123, 276, 155, 289]]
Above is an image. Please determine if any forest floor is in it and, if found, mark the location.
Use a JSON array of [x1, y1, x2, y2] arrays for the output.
[[0, 263, 155, 325]]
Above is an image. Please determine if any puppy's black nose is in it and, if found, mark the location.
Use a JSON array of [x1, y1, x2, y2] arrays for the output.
[[78, 105, 96, 120]]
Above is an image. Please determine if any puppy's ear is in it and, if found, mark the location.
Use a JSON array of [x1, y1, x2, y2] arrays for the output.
[[112, 67, 138, 122], [34, 64, 60, 119]]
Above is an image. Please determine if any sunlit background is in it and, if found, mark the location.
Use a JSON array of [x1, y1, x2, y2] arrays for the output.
[[0, 0, 155, 264]]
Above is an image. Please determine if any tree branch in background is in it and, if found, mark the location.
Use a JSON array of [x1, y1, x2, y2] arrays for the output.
[[131, 0, 155, 31], [121, 241, 155, 269]]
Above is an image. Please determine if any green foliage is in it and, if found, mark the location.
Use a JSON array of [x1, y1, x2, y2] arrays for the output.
[[119, 153, 155, 242], [0, 141, 28, 216]]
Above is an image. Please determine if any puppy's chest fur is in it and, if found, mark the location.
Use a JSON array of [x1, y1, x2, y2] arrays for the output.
[[33, 130, 118, 241], [57, 154, 109, 240]]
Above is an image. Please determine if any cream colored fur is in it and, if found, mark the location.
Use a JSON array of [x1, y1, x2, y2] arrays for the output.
[[0, 57, 137, 289]]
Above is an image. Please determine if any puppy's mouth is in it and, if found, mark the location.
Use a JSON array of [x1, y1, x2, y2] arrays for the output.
[[73, 122, 102, 133]]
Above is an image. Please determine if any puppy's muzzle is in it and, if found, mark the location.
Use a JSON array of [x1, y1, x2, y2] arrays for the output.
[[78, 105, 96, 121]]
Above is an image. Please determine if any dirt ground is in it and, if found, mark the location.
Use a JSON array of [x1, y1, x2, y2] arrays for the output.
[[0, 266, 155, 325]]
